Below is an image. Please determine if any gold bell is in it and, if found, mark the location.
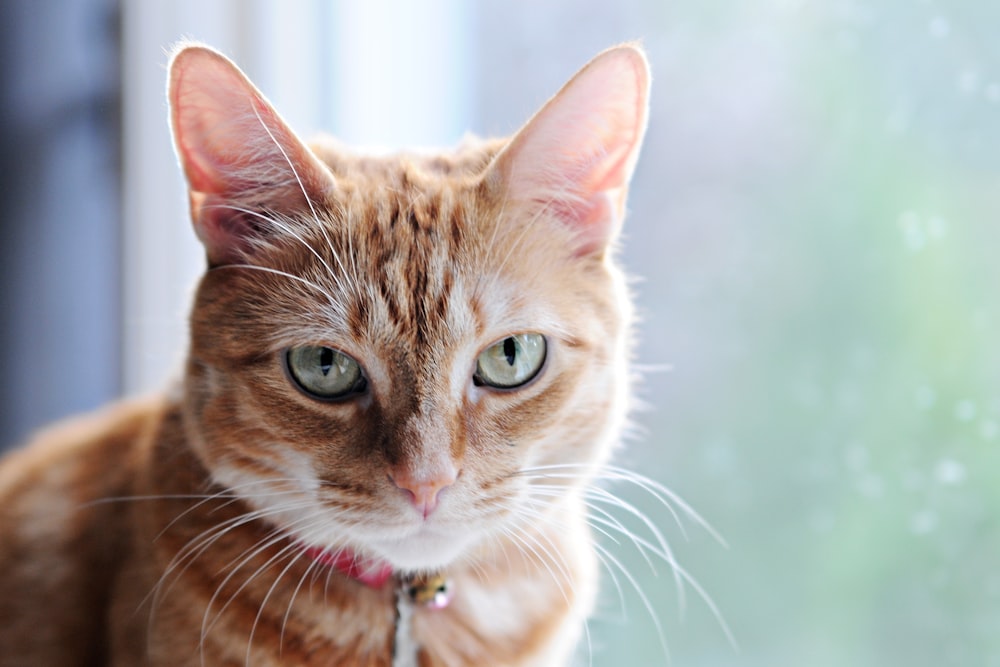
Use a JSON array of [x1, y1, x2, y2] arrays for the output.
[[405, 573, 452, 609]]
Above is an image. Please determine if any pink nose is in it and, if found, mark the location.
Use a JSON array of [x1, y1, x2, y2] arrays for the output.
[[389, 467, 457, 519]]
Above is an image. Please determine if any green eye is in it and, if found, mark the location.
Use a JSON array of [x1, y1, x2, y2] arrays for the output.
[[286, 346, 366, 400], [474, 334, 547, 389]]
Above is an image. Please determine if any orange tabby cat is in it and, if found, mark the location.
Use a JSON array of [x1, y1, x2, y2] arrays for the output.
[[0, 42, 649, 666]]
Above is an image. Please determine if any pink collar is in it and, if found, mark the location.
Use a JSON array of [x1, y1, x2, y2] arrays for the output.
[[303, 543, 453, 611], [303, 545, 394, 588]]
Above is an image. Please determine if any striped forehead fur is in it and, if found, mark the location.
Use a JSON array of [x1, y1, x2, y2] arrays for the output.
[[228, 135, 593, 350]]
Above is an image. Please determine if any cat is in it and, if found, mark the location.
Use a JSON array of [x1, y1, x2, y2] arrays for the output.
[[0, 41, 650, 667]]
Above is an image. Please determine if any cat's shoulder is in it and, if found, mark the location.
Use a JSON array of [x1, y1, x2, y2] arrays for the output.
[[0, 395, 169, 665], [0, 394, 168, 505]]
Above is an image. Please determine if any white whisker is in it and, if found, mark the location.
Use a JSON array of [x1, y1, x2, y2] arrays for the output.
[[245, 542, 310, 666], [146, 499, 304, 612], [203, 203, 351, 308], [209, 263, 337, 307], [591, 538, 672, 663], [198, 509, 324, 645], [503, 496, 597, 666], [514, 461, 736, 653], [248, 103, 360, 306]]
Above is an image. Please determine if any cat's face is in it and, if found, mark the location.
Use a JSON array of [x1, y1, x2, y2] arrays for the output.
[[170, 44, 648, 571]]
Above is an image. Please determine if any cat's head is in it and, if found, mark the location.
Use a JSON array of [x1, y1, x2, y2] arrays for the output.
[[168, 43, 649, 572]]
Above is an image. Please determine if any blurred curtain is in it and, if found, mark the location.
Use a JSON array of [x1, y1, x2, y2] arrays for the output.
[[0, 0, 121, 448]]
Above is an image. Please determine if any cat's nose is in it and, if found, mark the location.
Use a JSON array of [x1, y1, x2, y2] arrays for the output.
[[389, 466, 457, 519]]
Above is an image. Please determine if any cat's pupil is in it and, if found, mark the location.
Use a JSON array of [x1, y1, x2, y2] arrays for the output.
[[320, 347, 334, 376], [503, 337, 516, 366]]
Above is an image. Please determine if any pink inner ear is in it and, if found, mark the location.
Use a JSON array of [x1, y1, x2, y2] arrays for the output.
[[553, 192, 619, 257], [494, 46, 650, 255], [168, 45, 334, 264], [187, 195, 259, 264], [172, 51, 253, 196], [170, 47, 311, 198], [173, 92, 278, 198]]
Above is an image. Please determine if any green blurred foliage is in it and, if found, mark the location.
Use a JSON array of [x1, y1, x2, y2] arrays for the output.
[[530, 1, 1000, 665]]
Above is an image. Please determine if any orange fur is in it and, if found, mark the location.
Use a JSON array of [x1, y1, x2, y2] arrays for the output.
[[0, 43, 649, 666]]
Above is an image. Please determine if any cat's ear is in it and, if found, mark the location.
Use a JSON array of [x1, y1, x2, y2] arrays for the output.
[[168, 44, 335, 265], [489, 44, 650, 257]]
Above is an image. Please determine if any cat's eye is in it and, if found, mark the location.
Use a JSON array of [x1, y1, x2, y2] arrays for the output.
[[474, 334, 547, 389], [285, 346, 366, 400]]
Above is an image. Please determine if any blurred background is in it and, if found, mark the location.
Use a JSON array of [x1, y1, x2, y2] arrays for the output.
[[2, 0, 999, 665]]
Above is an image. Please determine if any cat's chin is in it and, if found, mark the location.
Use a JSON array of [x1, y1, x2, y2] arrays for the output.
[[366, 527, 477, 572]]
